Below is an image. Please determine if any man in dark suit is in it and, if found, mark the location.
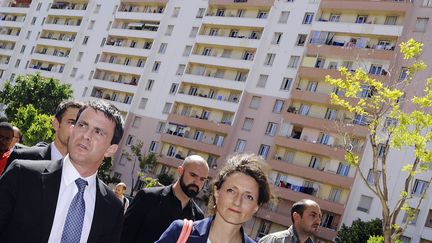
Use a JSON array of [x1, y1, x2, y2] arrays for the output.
[[6, 100, 83, 166], [0, 100, 125, 243]]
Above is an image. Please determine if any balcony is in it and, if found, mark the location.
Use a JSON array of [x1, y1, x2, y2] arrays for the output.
[[268, 159, 353, 189], [47, 9, 86, 17], [0, 18, 24, 28], [160, 133, 224, 156], [307, 42, 395, 61], [176, 92, 238, 113], [43, 23, 81, 33], [109, 27, 157, 40], [0, 62, 9, 70], [27, 68, 63, 80], [209, 0, 274, 7], [312, 20, 403, 37], [189, 54, 253, 70], [38, 37, 75, 48], [157, 155, 183, 168], [202, 15, 267, 28], [97, 61, 144, 76], [196, 34, 260, 49], [274, 136, 347, 161], [86, 96, 131, 112], [0, 47, 13, 56], [320, 0, 410, 13], [102, 44, 151, 57], [167, 113, 231, 134], [91, 77, 138, 94], [298, 66, 388, 82], [0, 6, 29, 14], [115, 10, 163, 22], [31, 52, 68, 64], [182, 73, 246, 91]]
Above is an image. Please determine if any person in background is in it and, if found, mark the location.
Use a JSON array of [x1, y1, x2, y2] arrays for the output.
[[121, 155, 209, 243], [157, 153, 272, 243], [6, 99, 83, 167], [114, 182, 129, 214], [8, 126, 26, 150], [258, 199, 322, 243], [0, 122, 14, 175]]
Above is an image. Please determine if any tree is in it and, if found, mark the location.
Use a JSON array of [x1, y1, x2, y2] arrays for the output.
[[12, 104, 55, 146], [98, 157, 120, 185], [326, 39, 432, 243], [157, 172, 175, 186], [336, 218, 383, 243], [0, 73, 73, 121], [124, 140, 159, 196]]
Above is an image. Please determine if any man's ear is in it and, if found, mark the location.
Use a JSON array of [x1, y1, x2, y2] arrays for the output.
[[177, 166, 184, 177], [52, 118, 60, 132], [293, 212, 301, 223], [104, 144, 118, 158]]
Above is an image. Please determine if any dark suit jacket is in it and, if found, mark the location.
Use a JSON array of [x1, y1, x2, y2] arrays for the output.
[[0, 159, 123, 243], [6, 144, 51, 170], [156, 217, 256, 243]]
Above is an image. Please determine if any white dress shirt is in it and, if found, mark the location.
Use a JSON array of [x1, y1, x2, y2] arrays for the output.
[[50, 142, 63, 161], [48, 155, 97, 243]]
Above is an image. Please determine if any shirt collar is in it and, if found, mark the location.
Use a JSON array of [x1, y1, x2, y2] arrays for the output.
[[62, 154, 97, 188], [51, 142, 63, 161]]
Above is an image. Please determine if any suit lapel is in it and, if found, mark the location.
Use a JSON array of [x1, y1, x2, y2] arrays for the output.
[[87, 177, 108, 243], [41, 159, 63, 242]]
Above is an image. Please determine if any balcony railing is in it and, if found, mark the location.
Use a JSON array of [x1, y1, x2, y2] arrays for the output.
[[51, 2, 87, 10], [177, 90, 240, 103], [118, 5, 164, 14]]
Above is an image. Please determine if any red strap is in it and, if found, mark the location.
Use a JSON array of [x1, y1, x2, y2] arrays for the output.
[[176, 219, 193, 243]]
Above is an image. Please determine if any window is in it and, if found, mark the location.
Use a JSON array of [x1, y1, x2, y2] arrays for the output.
[[107, 21, 112, 31], [257, 221, 271, 239], [126, 135, 134, 146], [26, 31, 31, 39], [169, 83, 178, 94], [149, 141, 158, 152], [265, 122, 277, 136], [70, 68, 77, 77], [242, 118, 254, 131], [287, 56, 300, 68], [357, 195, 373, 213], [264, 53, 276, 66], [402, 208, 419, 225], [94, 4, 101, 13], [31, 17, 36, 25], [425, 209, 432, 227], [280, 78, 292, 91], [377, 143, 386, 158], [385, 16, 397, 25], [162, 103, 172, 114], [413, 179, 429, 196], [88, 71, 94, 80], [172, 7, 180, 17], [156, 122, 166, 133], [337, 162, 350, 176], [183, 45, 192, 56], [296, 34, 307, 46], [328, 188, 341, 202], [353, 114, 367, 125], [271, 32, 282, 45], [399, 67, 409, 81], [36, 2, 42, 10], [279, 11, 290, 24], [424, 0, 432, 7], [139, 98, 148, 109], [235, 71, 247, 82], [298, 104, 310, 116], [152, 61, 161, 72], [165, 25, 174, 36], [20, 45, 26, 54], [329, 14, 340, 22], [176, 64, 185, 75], [367, 169, 382, 184], [257, 75, 268, 88], [145, 79, 154, 90], [82, 36, 89, 45], [356, 15, 368, 24], [415, 18, 429, 32], [249, 96, 261, 109], [132, 117, 141, 128], [273, 100, 284, 113], [77, 52, 83, 61], [258, 145, 270, 159], [257, 11, 267, 19], [158, 43, 167, 54], [369, 64, 383, 75], [234, 139, 246, 152], [324, 108, 337, 120], [88, 20, 95, 30], [306, 81, 318, 92], [94, 54, 100, 63], [302, 12, 314, 24], [400, 236, 411, 243], [190, 27, 199, 37], [209, 28, 219, 36], [196, 8, 206, 18]]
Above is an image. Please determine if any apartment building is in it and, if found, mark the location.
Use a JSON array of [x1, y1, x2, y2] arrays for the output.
[[1, 0, 430, 242]]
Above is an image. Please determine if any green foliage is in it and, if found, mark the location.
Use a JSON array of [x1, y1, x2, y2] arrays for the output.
[[335, 218, 383, 243], [97, 157, 120, 185], [143, 177, 161, 188], [157, 172, 175, 186], [0, 73, 73, 121], [12, 104, 55, 146], [139, 152, 157, 171], [367, 235, 384, 243]]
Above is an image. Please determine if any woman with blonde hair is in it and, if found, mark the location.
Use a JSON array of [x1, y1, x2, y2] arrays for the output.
[[156, 153, 272, 243]]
